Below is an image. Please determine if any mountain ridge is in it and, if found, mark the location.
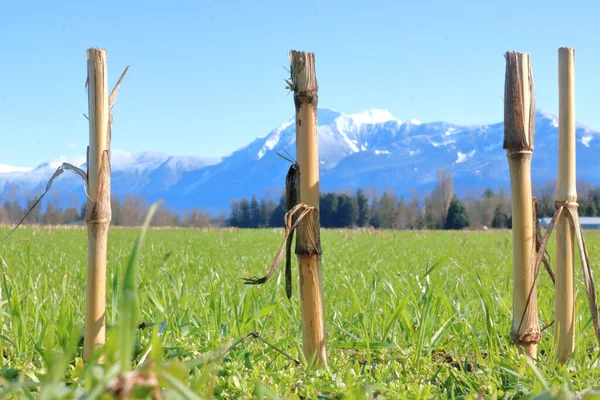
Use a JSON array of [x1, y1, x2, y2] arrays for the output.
[[1, 108, 599, 212]]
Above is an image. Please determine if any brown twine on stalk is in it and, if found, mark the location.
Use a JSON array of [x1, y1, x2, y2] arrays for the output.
[[296, 205, 321, 255], [242, 203, 316, 294], [515, 199, 600, 347]]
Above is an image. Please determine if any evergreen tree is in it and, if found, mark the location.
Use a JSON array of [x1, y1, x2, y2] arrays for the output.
[[445, 197, 470, 230], [250, 195, 261, 228], [369, 196, 381, 228], [269, 195, 286, 227], [372, 193, 396, 229], [356, 189, 371, 227], [239, 198, 251, 228], [320, 193, 339, 228], [491, 205, 509, 228], [336, 194, 359, 227]]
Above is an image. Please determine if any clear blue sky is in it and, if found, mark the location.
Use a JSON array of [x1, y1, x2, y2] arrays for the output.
[[1, 0, 599, 167]]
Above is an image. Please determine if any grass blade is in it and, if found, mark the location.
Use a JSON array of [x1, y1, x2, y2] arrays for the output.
[[117, 201, 162, 371]]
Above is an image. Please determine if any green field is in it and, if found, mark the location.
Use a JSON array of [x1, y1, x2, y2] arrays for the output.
[[0, 224, 599, 399]]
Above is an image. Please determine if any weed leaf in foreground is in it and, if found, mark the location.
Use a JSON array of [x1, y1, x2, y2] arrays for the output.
[[116, 201, 162, 371]]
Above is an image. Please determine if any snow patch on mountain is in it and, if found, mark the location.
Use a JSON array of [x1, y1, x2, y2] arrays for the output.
[[257, 120, 294, 159], [456, 150, 476, 164], [345, 109, 396, 125], [335, 109, 397, 133], [444, 127, 458, 136], [432, 139, 456, 148], [340, 131, 360, 153], [111, 150, 170, 171], [537, 110, 559, 127], [36, 155, 86, 170], [582, 134, 593, 147], [164, 155, 221, 171]]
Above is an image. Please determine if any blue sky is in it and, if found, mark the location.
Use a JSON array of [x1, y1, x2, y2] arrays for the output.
[[1, 0, 599, 167]]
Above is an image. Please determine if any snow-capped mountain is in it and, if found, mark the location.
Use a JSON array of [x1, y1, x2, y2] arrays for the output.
[[1, 108, 599, 212]]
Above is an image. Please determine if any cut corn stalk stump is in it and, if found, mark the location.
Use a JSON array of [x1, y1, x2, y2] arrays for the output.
[[3, 48, 128, 360], [84, 48, 111, 360], [84, 48, 128, 360], [503, 51, 540, 359], [554, 46, 577, 363], [289, 50, 327, 367], [241, 50, 328, 367]]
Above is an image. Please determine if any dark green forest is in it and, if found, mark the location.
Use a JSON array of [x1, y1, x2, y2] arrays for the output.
[[226, 175, 600, 230]]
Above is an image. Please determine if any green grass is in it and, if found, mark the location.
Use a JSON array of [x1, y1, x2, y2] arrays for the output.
[[0, 223, 600, 399]]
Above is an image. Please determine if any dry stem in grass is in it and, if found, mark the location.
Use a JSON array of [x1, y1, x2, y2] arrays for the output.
[[84, 47, 111, 360], [290, 50, 327, 367], [1, 48, 128, 361], [553, 47, 580, 363], [529, 48, 600, 363], [242, 52, 327, 366], [554, 47, 577, 363], [84, 48, 129, 360], [503, 51, 540, 358]]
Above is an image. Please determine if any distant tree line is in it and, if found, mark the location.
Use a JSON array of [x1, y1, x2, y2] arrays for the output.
[[4, 174, 600, 230], [0, 198, 81, 226], [0, 195, 225, 228], [534, 180, 600, 219], [226, 174, 600, 230], [228, 169, 470, 229]]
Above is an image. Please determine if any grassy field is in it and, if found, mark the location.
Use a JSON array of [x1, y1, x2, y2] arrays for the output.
[[0, 223, 600, 399]]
